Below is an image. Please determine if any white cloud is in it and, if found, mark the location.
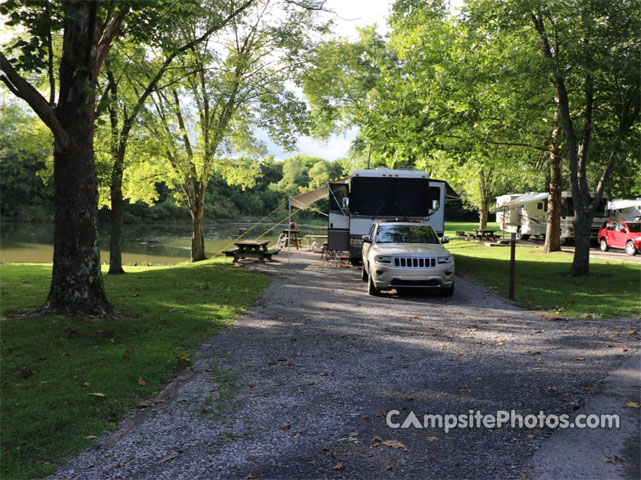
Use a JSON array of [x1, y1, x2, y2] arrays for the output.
[[261, 1, 392, 161], [256, 127, 358, 161], [321, 0, 392, 40]]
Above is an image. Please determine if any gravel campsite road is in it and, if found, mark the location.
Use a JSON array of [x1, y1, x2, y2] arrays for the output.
[[53, 252, 640, 480]]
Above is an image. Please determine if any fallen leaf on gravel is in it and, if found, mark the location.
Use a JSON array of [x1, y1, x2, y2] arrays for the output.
[[576, 357, 585, 361], [89, 392, 105, 397], [308, 460, 317, 465], [624, 402, 640, 408], [157, 454, 178, 464], [519, 472, 528, 478], [404, 395, 413, 401], [625, 330, 636, 335], [524, 351, 541, 355], [137, 377, 146, 386], [527, 434, 536, 440], [384, 466, 393, 470], [246, 472, 259, 479], [248, 455, 256, 462], [334, 462, 344, 470], [289, 431, 297, 437], [281, 425, 291, 430], [426, 436, 438, 442], [85, 435, 97, 440], [210, 387, 218, 392], [382, 440, 406, 449], [602, 455, 625, 464], [496, 341, 505, 346], [460, 387, 472, 393]]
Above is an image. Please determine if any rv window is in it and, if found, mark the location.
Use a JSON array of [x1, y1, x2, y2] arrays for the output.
[[350, 177, 430, 217], [543, 200, 548, 212], [537, 202, 543, 210]]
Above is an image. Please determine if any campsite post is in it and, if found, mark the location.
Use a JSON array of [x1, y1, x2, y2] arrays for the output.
[[288, 196, 291, 263], [509, 232, 516, 300]]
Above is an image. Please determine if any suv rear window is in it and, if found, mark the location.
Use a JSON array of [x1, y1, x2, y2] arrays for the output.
[[626, 223, 641, 233], [375, 225, 440, 244]]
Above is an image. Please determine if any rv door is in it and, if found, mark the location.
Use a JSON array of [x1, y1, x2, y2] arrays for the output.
[[328, 182, 350, 251]]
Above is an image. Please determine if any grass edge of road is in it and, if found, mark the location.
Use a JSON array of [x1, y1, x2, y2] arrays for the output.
[[442, 229, 640, 319], [0, 259, 268, 480]]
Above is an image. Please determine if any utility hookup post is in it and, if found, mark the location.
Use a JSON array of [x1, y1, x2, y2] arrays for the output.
[[509, 232, 516, 300]]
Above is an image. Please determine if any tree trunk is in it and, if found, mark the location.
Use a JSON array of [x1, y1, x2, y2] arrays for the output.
[[45, 2, 110, 314], [108, 151, 126, 274], [570, 210, 592, 276], [478, 170, 489, 230], [190, 184, 207, 262], [479, 196, 489, 230], [543, 148, 562, 253], [543, 117, 562, 253]]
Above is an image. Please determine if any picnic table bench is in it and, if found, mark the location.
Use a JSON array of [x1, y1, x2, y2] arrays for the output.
[[223, 240, 280, 263]]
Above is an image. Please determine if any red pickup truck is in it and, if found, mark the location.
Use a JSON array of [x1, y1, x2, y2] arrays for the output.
[[598, 220, 641, 255]]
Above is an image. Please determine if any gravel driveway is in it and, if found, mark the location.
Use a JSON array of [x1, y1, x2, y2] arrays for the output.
[[53, 252, 640, 479]]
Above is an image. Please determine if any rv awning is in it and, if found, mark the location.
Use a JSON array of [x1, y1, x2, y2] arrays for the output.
[[431, 179, 460, 202], [289, 179, 348, 210], [493, 192, 549, 211], [608, 199, 641, 210]]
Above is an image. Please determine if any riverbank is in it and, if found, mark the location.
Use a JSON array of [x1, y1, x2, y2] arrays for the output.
[[0, 259, 268, 479]]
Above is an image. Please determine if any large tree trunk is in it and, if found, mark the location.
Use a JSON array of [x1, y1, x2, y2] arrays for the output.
[[108, 151, 125, 274], [570, 210, 592, 276], [46, 2, 110, 314], [190, 184, 207, 262]]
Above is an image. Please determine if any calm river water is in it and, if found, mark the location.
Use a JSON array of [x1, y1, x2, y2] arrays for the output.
[[0, 221, 326, 265]]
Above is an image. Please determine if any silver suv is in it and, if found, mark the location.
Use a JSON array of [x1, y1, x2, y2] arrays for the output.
[[361, 221, 455, 296]]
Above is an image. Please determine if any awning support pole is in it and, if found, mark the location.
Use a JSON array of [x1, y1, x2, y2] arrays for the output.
[[288, 196, 291, 264]]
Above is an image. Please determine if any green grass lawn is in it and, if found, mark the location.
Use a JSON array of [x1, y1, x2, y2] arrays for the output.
[[0, 259, 268, 479], [444, 222, 641, 319]]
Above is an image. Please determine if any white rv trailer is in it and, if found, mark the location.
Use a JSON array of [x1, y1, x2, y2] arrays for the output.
[[494, 191, 608, 242], [608, 199, 641, 221], [327, 169, 449, 265], [495, 193, 539, 237]]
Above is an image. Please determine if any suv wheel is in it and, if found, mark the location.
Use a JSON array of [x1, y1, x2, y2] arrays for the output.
[[441, 281, 455, 297], [368, 275, 381, 296], [599, 238, 609, 252], [361, 263, 368, 281], [626, 241, 637, 256]]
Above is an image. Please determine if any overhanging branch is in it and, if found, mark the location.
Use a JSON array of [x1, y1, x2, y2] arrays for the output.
[[0, 52, 69, 146]]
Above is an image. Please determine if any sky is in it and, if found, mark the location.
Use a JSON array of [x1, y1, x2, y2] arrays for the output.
[[0, 1, 394, 161], [258, 0, 394, 160]]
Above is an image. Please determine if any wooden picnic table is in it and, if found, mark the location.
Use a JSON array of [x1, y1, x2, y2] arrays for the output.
[[475, 229, 498, 241], [223, 240, 279, 263]]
